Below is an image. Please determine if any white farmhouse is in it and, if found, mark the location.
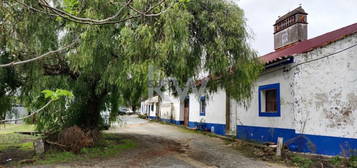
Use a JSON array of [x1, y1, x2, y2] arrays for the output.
[[141, 7, 357, 156], [235, 7, 357, 156]]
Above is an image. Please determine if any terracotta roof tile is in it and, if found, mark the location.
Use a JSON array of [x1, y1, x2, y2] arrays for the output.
[[261, 23, 357, 64]]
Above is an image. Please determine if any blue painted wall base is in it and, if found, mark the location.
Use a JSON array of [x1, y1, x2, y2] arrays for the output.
[[188, 122, 226, 136], [237, 125, 357, 156], [160, 118, 184, 125], [148, 116, 183, 125], [148, 116, 157, 120]]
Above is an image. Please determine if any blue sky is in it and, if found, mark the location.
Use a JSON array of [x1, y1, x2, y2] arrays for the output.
[[234, 0, 357, 55]]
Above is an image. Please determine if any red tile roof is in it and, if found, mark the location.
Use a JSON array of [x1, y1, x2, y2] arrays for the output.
[[261, 23, 357, 64]]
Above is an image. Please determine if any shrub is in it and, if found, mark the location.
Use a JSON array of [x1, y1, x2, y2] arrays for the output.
[[329, 156, 343, 166], [138, 114, 147, 119], [57, 126, 94, 153], [292, 155, 313, 168], [349, 156, 357, 168]]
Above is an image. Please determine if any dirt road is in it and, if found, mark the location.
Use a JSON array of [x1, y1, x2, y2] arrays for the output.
[[27, 115, 287, 168]]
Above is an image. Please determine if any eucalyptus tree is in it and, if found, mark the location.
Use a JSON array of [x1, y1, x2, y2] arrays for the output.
[[0, 0, 262, 134]]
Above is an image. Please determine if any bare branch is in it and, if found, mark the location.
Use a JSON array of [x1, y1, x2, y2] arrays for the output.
[[0, 40, 78, 68], [0, 100, 53, 124], [13, 0, 56, 16], [45, 140, 67, 148], [13, 0, 171, 25], [37, 0, 137, 25]]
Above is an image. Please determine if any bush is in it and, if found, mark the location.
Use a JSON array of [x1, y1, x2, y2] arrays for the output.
[[329, 156, 343, 166], [57, 126, 94, 153], [349, 156, 357, 168], [138, 114, 147, 119], [292, 155, 313, 168]]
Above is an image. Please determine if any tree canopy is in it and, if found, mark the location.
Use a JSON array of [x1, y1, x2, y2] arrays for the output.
[[0, 0, 262, 132]]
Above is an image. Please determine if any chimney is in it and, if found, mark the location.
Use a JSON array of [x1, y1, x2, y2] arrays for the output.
[[274, 7, 308, 50]]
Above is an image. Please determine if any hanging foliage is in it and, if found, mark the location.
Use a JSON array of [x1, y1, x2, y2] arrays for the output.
[[1, 0, 262, 134]]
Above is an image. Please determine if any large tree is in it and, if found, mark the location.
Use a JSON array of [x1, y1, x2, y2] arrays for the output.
[[0, 0, 261, 133]]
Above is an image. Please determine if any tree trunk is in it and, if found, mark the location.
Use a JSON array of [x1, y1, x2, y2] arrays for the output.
[[132, 106, 136, 113], [77, 81, 108, 130], [225, 92, 231, 133], [84, 96, 102, 129]]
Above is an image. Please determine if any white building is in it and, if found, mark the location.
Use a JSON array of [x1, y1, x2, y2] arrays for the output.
[[188, 89, 231, 136], [140, 96, 160, 119], [5, 105, 28, 124], [141, 7, 357, 156], [236, 7, 357, 156], [158, 91, 184, 125]]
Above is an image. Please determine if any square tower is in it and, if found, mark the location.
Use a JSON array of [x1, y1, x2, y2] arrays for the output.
[[274, 7, 308, 50]]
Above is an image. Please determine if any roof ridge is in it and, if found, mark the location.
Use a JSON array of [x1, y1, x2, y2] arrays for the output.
[[260, 22, 357, 64], [275, 6, 308, 25]]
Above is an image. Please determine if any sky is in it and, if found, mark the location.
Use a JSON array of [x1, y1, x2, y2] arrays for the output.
[[233, 0, 357, 55]]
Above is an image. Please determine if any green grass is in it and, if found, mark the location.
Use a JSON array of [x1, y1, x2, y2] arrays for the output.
[[0, 124, 37, 152], [34, 134, 137, 165], [0, 124, 35, 134], [329, 156, 343, 166], [291, 155, 313, 168], [349, 156, 357, 168], [19, 142, 34, 151], [0, 125, 137, 166], [0, 133, 37, 144]]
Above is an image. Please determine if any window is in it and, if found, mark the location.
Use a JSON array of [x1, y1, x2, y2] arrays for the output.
[[259, 83, 280, 117], [199, 96, 206, 116], [282, 31, 288, 44], [151, 104, 154, 111]]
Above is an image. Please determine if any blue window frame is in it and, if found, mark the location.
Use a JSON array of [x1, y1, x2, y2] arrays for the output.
[[199, 96, 206, 116], [258, 83, 280, 117]]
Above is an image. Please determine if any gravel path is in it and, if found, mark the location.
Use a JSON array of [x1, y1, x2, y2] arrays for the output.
[[25, 115, 287, 168]]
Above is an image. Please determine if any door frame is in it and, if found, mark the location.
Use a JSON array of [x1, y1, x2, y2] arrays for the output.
[[183, 97, 190, 127]]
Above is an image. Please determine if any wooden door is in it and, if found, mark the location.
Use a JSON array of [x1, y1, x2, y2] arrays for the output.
[[184, 98, 190, 126]]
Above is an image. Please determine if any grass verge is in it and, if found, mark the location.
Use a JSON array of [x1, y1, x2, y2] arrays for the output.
[[0, 124, 35, 134], [32, 133, 137, 165], [0, 124, 37, 165]]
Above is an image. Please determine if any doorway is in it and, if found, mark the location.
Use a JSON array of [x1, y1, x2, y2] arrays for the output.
[[184, 97, 190, 127]]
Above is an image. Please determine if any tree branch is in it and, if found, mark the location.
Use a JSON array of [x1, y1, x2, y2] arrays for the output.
[[37, 0, 136, 25], [0, 100, 53, 124], [43, 63, 79, 80], [13, 0, 171, 25], [13, 0, 56, 16], [0, 40, 78, 68]]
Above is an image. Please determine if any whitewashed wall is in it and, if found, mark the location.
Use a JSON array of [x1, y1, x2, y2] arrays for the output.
[[292, 34, 357, 138], [140, 102, 147, 115], [235, 34, 357, 156], [159, 91, 184, 122], [189, 89, 227, 124], [236, 66, 295, 129], [148, 104, 156, 117]]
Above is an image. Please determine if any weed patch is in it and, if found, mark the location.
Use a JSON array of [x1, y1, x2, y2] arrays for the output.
[[291, 155, 313, 168], [32, 133, 136, 165]]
